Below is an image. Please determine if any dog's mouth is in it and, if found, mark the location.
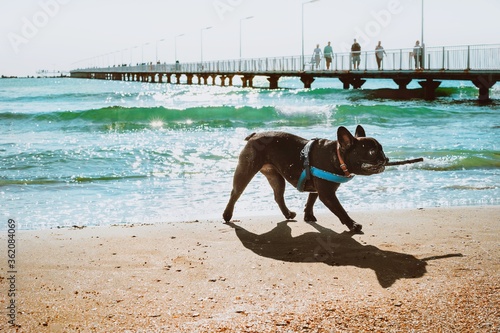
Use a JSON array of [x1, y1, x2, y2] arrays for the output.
[[361, 162, 385, 174]]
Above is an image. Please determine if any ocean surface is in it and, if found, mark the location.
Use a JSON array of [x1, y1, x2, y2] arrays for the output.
[[1, 77, 498, 230]]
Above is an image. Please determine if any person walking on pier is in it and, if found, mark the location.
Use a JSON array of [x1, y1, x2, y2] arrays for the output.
[[313, 44, 322, 70], [413, 40, 423, 70], [351, 39, 361, 70], [375, 41, 387, 70], [324, 41, 333, 70]]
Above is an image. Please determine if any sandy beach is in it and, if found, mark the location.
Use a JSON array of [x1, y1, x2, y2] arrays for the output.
[[2, 206, 499, 332]]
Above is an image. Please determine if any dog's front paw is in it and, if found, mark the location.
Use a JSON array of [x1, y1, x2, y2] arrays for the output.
[[286, 211, 297, 220], [343, 220, 363, 233], [349, 222, 363, 234]]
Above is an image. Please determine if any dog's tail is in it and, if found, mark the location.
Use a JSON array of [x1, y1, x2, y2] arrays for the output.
[[245, 133, 256, 141]]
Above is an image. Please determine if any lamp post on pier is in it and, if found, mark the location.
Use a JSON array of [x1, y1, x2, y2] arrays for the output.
[[421, 0, 425, 68], [120, 48, 126, 66], [174, 33, 185, 63], [156, 38, 165, 63], [301, 0, 320, 71], [200, 26, 213, 66], [141, 42, 150, 64], [130, 46, 138, 65], [239, 16, 254, 60]]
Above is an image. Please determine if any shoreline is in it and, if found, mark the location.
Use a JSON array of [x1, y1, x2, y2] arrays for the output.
[[7, 203, 500, 232], [1, 206, 499, 332]]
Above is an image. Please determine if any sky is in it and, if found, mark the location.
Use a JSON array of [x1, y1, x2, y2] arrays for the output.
[[1, 0, 499, 76]]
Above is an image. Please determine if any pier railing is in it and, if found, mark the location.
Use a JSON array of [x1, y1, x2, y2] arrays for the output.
[[73, 43, 500, 74]]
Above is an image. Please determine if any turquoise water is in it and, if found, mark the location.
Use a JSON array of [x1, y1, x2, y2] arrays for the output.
[[1, 78, 499, 230]]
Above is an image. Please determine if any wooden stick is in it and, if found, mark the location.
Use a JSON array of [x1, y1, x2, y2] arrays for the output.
[[385, 157, 424, 166]]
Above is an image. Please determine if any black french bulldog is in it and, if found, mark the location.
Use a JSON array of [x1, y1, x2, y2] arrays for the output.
[[222, 125, 388, 233]]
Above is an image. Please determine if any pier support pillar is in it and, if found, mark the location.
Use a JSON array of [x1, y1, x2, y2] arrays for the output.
[[300, 74, 315, 88], [241, 75, 254, 88], [351, 78, 366, 89], [227, 75, 234, 86], [472, 76, 496, 102], [220, 75, 227, 87], [339, 77, 350, 89], [418, 79, 441, 100], [150, 74, 156, 83], [175, 74, 181, 84], [393, 78, 412, 90], [186, 74, 193, 85], [267, 75, 281, 89], [200, 75, 209, 85], [158, 74, 163, 83], [166, 74, 172, 84], [338, 77, 365, 89], [210, 74, 217, 85]]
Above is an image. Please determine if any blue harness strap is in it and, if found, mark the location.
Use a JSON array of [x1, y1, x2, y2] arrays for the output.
[[296, 140, 354, 192]]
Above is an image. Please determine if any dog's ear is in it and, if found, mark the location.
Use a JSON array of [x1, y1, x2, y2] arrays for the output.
[[355, 125, 366, 138], [337, 126, 356, 150]]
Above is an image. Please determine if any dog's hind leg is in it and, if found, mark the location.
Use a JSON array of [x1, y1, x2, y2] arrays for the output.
[[304, 193, 319, 222], [260, 165, 296, 220]]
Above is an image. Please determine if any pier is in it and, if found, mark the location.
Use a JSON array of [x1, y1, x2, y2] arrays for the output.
[[70, 43, 500, 101]]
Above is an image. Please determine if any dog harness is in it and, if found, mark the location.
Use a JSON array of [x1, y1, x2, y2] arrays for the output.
[[296, 139, 354, 192]]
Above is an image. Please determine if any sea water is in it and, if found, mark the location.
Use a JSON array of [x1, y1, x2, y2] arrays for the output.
[[1, 77, 498, 230]]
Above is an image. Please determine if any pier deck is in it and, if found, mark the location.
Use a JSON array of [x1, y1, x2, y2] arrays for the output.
[[71, 43, 500, 101]]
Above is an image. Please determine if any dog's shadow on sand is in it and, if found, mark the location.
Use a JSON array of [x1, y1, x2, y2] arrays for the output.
[[226, 221, 462, 288]]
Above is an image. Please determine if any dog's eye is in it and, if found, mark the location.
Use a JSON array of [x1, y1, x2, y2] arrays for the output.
[[369, 149, 376, 156]]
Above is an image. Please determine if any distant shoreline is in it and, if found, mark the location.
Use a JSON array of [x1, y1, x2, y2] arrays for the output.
[[1, 75, 69, 79]]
